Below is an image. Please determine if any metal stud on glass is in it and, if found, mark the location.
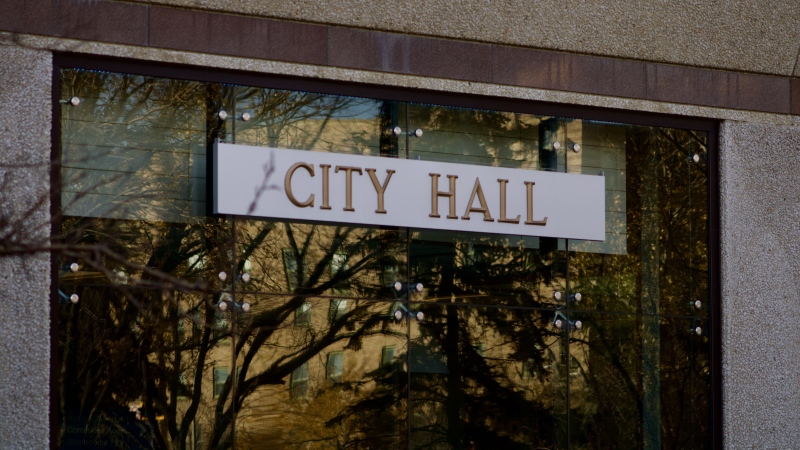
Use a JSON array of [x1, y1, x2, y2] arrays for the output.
[[392, 126, 402, 136], [692, 326, 702, 335], [61, 97, 81, 106], [552, 141, 561, 150], [415, 283, 424, 293], [553, 291, 562, 301], [554, 319, 563, 329], [415, 311, 425, 322], [218, 271, 227, 282], [241, 112, 251, 122], [218, 301, 228, 312], [218, 110, 228, 121], [241, 273, 251, 283], [69, 262, 79, 273], [241, 302, 251, 313], [574, 320, 583, 330], [572, 143, 581, 153], [394, 281, 403, 292], [394, 309, 404, 321], [692, 154, 701, 163], [410, 128, 423, 138], [570, 292, 582, 303], [69, 294, 79, 304]]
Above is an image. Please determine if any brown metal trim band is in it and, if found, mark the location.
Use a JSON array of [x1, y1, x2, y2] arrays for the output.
[[3, 0, 798, 115]]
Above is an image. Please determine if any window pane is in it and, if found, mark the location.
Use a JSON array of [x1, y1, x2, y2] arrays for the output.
[[235, 296, 406, 448], [55, 288, 233, 449], [61, 70, 207, 221], [326, 352, 344, 382], [328, 299, 347, 322], [214, 367, 230, 398], [567, 123, 710, 316]]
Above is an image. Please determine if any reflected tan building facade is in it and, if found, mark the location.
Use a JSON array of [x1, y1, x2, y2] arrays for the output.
[[1, 1, 800, 449]]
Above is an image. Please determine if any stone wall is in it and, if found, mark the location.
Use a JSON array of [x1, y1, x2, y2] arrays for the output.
[[0, 44, 53, 450], [121, 0, 800, 76], [720, 120, 800, 448]]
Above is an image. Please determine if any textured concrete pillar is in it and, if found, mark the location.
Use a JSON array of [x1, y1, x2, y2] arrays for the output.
[[0, 44, 52, 449], [720, 121, 800, 448]]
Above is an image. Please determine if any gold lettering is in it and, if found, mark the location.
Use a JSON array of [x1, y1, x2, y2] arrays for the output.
[[497, 179, 521, 224], [429, 173, 458, 219], [524, 181, 547, 225], [320, 164, 331, 210], [462, 178, 494, 222], [335, 166, 363, 212], [365, 168, 395, 214], [285, 162, 315, 208]]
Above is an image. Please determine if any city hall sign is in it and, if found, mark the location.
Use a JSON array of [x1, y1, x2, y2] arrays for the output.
[[214, 143, 606, 240]]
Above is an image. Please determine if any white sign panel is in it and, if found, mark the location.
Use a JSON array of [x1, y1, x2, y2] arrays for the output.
[[214, 143, 606, 241]]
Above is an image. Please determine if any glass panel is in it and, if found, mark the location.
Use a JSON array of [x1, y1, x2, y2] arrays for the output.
[[409, 303, 567, 449], [60, 70, 233, 284], [565, 311, 641, 448], [57, 216, 234, 288], [233, 295, 406, 449], [61, 70, 208, 221], [566, 312, 710, 449], [659, 316, 711, 449], [235, 220, 407, 300], [409, 232, 564, 308], [407, 104, 563, 171], [567, 122, 710, 316], [406, 105, 567, 308], [55, 287, 233, 449], [231, 85, 399, 158], [687, 134, 710, 318]]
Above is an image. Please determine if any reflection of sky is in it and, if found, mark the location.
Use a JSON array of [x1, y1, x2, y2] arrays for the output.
[[236, 87, 383, 120], [328, 97, 381, 119], [285, 94, 379, 120]]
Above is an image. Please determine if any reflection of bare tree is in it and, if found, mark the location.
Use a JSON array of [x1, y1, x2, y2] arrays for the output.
[[55, 70, 410, 450], [50, 68, 712, 450], [567, 126, 711, 449]]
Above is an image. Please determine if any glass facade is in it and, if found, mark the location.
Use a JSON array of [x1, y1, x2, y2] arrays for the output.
[[56, 68, 712, 449]]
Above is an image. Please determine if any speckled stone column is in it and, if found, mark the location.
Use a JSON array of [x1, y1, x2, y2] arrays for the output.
[[720, 121, 800, 448], [0, 44, 52, 449]]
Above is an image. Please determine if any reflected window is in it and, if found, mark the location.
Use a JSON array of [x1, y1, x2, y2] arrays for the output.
[[178, 370, 190, 398], [331, 250, 350, 294], [326, 352, 344, 382], [381, 346, 396, 369], [213, 367, 229, 398], [295, 302, 312, 327], [214, 313, 228, 341], [328, 299, 347, 323], [521, 359, 536, 380], [282, 248, 300, 290], [291, 362, 309, 398], [331, 251, 348, 278], [381, 260, 399, 287]]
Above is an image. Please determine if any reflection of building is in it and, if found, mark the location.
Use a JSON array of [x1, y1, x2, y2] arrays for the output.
[[3, 2, 800, 449]]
